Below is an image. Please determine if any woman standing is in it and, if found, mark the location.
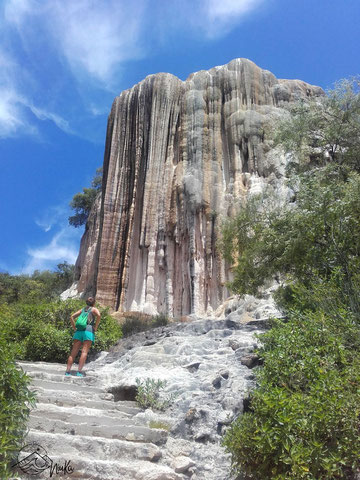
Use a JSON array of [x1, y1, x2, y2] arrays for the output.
[[65, 297, 101, 377]]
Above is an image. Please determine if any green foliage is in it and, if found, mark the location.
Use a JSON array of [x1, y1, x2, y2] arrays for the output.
[[149, 420, 171, 431], [92, 307, 123, 352], [274, 77, 360, 171], [222, 80, 360, 479], [223, 309, 360, 479], [122, 313, 169, 337], [91, 167, 103, 190], [68, 167, 102, 228], [135, 378, 178, 411], [0, 263, 75, 304], [221, 193, 284, 296], [0, 300, 122, 363], [0, 337, 36, 479], [25, 324, 71, 363], [222, 165, 360, 313], [68, 188, 99, 227]]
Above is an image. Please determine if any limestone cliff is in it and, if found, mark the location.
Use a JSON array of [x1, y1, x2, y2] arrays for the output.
[[74, 58, 323, 316]]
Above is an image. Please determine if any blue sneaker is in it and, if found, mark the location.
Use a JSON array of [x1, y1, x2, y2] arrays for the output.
[[65, 372, 71, 376], [76, 372, 84, 377]]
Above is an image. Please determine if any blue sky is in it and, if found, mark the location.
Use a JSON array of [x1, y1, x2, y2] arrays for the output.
[[1, 0, 359, 275]]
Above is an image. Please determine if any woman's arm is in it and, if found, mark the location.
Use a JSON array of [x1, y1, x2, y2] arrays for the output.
[[92, 308, 101, 332], [70, 309, 82, 331]]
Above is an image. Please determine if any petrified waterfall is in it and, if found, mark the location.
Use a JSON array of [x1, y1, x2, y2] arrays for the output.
[[74, 58, 323, 316]]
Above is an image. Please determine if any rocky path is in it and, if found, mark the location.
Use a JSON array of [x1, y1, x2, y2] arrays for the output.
[[14, 361, 180, 480], [14, 315, 268, 480]]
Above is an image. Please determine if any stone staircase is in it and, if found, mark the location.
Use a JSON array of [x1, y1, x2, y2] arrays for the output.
[[12, 316, 270, 480], [14, 361, 182, 480]]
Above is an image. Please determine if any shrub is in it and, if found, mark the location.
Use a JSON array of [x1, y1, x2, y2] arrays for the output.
[[0, 337, 36, 479], [223, 310, 360, 479], [122, 313, 169, 337], [135, 378, 177, 411], [149, 420, 171, 431], [25, 323, 71, 363], [0, 300, 122, 363], [152, 314, 169, 328], [92, 308, 122, 353], [0, 264, 75, 304], [220, 80, 360, 479]]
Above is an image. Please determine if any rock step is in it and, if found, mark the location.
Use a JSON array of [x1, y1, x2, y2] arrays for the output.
[[28, 415, 168, 445], [18, 361, 100, 380], [26, 430, 163, 463], [17, 360, 103, 379], [13, 453, 181, 480], [35, 391, 141, 415], [17, 360, 67, 371], [31, 402, 146, 427], [28, 370, 99, 385], [30, 378, 104, 394]]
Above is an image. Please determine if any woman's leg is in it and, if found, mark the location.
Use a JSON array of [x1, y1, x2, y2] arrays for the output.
[[66, 340, 82, 372], [78, 340, 92, 372]]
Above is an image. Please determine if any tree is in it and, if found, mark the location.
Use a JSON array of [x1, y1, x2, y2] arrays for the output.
[[222, 78, 360, 479], [222, 166, 360, 313], [222, 79, 360, 311], [55, 262, 75, 290], [0, 337, 36, 478], [274, 77, 360, 171], [0, 263, 75, 304], [68, 167, 102, 228]]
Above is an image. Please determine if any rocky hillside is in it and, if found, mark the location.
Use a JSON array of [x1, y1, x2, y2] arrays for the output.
[[73, 58, 323, 316], [17, 301, 272, 480]]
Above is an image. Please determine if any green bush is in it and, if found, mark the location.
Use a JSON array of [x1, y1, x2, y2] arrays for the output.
[[25, 324, 71, 363], [149, 420, 171, 431], [223, 310, 360, 479], [92, 308, 122, 353], [221, 80, 360, 479], [135, 378, 177, 411], [0, 300, 122, 363], [122, 313, 169, 337], [0, 337, 36, 479], [0, 264, 75, 304], [152, 314, 169, 328]]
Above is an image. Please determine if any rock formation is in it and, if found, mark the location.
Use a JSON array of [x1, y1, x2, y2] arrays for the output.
[[74, 58, 323, 316]]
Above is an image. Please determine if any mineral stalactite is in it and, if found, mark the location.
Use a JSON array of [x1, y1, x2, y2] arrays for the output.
[[74, 58, 323, 316]]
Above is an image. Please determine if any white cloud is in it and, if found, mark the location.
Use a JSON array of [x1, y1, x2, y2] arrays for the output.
[[0, 49, 35, 137], [35, 221, 52, 233], [53, 0, 145, 85], [1, 0, 269, 139], [0, 47, 72, 138], [24, 226, 81, 273], [203, 0, 265, 37], [23, 203, 83, 273], [4, 0, 146, 87], [0, 89, 37, 138], [206, 0, 262, 19], [3, 0, 265, 88], [35, 205, 69, 233], [28, 105, 72, 134], [0, 86, 72, 138], [4, 0, 38, 22]]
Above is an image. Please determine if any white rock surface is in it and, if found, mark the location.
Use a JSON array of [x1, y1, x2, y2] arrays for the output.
[[75, 58, 323, 317], [172, 455, 196, 473], [60, 281, 80, 300], [85, 314, 268, 479], [19, 294, 277, 479]]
